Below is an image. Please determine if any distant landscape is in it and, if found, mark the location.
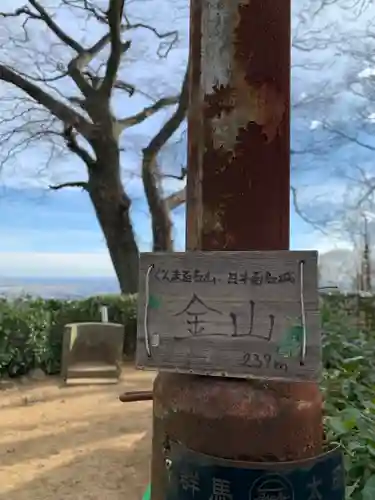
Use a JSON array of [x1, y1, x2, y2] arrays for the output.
[[0, 276, 120, 299], [0, 249, 362, 298]]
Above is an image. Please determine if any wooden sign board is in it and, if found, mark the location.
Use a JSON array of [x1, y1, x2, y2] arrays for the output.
[[136, 251, 321, 381]]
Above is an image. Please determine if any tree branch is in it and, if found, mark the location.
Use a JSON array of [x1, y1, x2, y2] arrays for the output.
[[49, 181, 88, 191], [122, 13, 178, 58], [69, 28, 131, 97], [165, 187, 186, 211], [101, 0, 126, 97], [73, 34, 131, 83], [140, 67, 189, 250], [1, 2, 97, 97], [324, 124, 375, 151], [0, 1, 84, 53], [0, 65, 92, 138], [75, 35, 118, 71], [0, 5, 40, 20], [67, 59, 94, 97], [353, 173, 375, 208], [61, 0, 107, 24], [118, 95, 180, 131], [1, 2, 126, 99], [163, 167, 187, 181], [290, 185, 329, 233], [63, 126, 95, 167], [28, 0, 84, 52], [143, 67, 189, 158]]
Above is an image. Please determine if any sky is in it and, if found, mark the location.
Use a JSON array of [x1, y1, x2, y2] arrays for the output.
[[0, 0, 374, 278]]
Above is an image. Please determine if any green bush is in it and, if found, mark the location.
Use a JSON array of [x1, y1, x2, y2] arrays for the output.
[[321, 297, 375, 499], [0, 294, 137, 377], [1, 292, 375, 497]]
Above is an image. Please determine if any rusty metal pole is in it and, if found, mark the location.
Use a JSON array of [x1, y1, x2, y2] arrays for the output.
[[151, 1, 323, 498]]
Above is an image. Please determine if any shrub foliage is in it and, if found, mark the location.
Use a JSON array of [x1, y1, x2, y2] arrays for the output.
[[321, 296, 375, 499], [1, 292, 375, 497], [0, 294, 136, 377]]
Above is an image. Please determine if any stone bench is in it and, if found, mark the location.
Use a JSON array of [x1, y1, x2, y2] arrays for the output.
[[61, 322, 124, 384]]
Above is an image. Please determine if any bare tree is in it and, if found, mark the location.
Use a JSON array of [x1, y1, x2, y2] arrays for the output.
[[156, 0, 361, 213], [0, 0, 187, 293], [0, 0, 371, 294], [287, 0, 375, 234], [142, 68, 188, 251]]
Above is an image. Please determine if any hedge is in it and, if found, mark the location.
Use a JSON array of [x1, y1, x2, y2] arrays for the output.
[[1, 292, 373, 378], [0, 294, 137, 377], [2, 292, 375, 496], [320, 295, 375, 498]]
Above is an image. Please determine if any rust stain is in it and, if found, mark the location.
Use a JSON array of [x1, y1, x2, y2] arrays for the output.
[[248, 83, 286, 142], [202, 207, 224, 237], [150, 2, 322, 499], [208, 75, 286, 152], [152, 373, 323, 464], [200, 0, 291, 251], [201, 0, 286, 153], [234, 0, 289, 143]]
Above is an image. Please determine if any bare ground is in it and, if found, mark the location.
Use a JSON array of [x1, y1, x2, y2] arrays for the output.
[[0, 365, 154, 500]]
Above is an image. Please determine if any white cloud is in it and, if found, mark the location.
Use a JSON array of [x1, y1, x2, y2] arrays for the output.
[[0, 228, 106, 252], [291, 229, 353, 254], [0, 230, 351, 279], [0, 252, 115, 278], [309, 120, 322, 131], [358, 67, 375, 79]]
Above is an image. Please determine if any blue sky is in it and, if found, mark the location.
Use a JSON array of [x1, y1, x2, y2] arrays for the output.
[[0, 0, 374, 278], [0, 186, 337, 277]]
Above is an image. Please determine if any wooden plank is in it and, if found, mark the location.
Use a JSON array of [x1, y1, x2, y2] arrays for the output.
[[136, 251, 320, 381]]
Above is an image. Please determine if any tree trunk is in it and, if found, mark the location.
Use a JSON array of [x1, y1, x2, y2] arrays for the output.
[[142, 152, 174, 251], [87, 155, 139, 294]]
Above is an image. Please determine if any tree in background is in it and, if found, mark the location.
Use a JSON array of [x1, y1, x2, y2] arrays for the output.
[[0, 0, 373, 293], [154, 0, 375, 207], [0, 0, 187, 293], [289, 0, 375, 289]]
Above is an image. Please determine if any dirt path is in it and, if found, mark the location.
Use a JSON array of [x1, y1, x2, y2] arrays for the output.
[[0, 366, 154, 500]]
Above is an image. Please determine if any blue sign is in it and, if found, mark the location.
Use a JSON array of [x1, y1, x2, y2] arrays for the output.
[[165, 444, 345, 500]]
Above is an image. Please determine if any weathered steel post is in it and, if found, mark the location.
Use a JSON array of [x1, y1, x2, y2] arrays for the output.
[[150, 0, 323, 498]]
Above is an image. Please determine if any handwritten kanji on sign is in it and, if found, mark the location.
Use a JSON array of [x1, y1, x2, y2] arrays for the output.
[[136, 251, 320, 381]]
